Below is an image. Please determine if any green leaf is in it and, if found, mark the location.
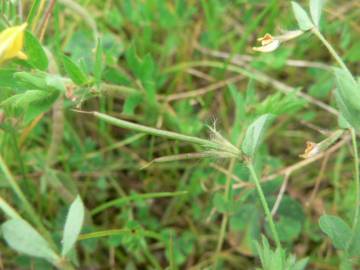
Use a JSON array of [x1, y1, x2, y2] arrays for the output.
[[61, 195, 85, 256], [348, 218, 360, 257], [125, 45, 141, 76], [1, 219, 59, 263], [274, 217, 301, 242], [0, 197, 21, 219], [45, 74, 66, 93], [62, 55, 88, 85], [123, 93, 143, 116], [0, 69, 26, 88], [319, 215, 352, 250], [24, 90, 59, 124], [228, 84, 246, 142], [241, 114, 274, 158], [338, 114, 352, 129], [335, 94, 360, 131], [1, 88, 60, 124], [292, 258, 309, 270], [26, 0, 41, 26], [94, 38, 103, 88], [256, 235, 308, 270], [24, 31, 48, 71], [334, 68, 360, 111], [291, 2, 313, 31], [14, 71, 48, 90], [256, 92, 305, 116], [334, 68, 360, 130], [310, 0, 325, 26], [212, 192, 228, 213], [229, 204, 255, 231]]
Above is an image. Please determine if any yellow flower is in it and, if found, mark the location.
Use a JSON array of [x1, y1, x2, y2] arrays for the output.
[[253, 30, 303, 53], [0, 23, 28, 64]]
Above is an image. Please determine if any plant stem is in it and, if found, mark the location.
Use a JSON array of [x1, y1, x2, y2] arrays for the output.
[[93, 111, 220, 149], [91, 191, 188, 215], [311, 28, 350, 73], [351, 128, 360, 230], [214, 157, 236, 269], [214, 215, 227, 268], [248, 163, 281, 249]]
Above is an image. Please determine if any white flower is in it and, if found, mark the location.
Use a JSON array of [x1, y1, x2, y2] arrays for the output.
[[299, 141, 320, 159], [253, 30, 303, 53]]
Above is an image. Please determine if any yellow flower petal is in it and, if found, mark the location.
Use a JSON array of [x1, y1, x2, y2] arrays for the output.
[[16, 51, 28, 60], [0, 23, 27, 64]]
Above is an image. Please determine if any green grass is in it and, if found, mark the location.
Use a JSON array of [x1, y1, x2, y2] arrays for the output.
[[0, 0, 360, 269]]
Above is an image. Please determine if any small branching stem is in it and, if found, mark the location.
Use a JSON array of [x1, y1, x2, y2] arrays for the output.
[[93, 111, 225, 151], [311, 28, 349, 73], [46, 97, 64, 167]]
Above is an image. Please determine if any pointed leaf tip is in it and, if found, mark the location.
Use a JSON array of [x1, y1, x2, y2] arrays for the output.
[[61, 195, 85, 256], [310, 0, 325, 27], [291, 2, 313, 31], [241, 114, 274, 158]]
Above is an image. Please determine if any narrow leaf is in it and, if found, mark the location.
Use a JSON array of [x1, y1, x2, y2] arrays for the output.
[[291, 2, 313, 31], [24, 31, 48, 71], [335, 93, 360, 131], [348, 218, 360, 256], [319, 215, 352, 250], [310, 0, 325, 26], [241, 114, 274, 158], [61, 195, 85, 256], [334, 68, 360, 130], [2, 219, 59, 263], [94, 39, 103, 88], [334, 68, 360, 111], [62, 55, 88, 85], [0, 197, 21, 219]]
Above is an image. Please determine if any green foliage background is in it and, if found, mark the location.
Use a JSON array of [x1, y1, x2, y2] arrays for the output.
[[0, 0, 359, 269]]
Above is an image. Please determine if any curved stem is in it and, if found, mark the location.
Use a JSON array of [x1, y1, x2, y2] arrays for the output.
[[311, 28, 350, 74], [92, 111, 220, 149], [248, 163, 281, 249], [351, 129, 360, 230]]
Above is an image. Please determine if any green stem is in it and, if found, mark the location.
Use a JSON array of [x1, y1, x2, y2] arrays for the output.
[[100, 83, 139, 98], [165, 60, 255, 80], [142, 242, 162, 270], [91, 191, 188, 216], [351, 129, 360, 230], [93, 111, 220, 149], [213, 215, 227, 268], [248, 163, 281, 249], [311, 28, 350, 73], [78, 228, 163, 242], [214, 158, 236, 269]]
